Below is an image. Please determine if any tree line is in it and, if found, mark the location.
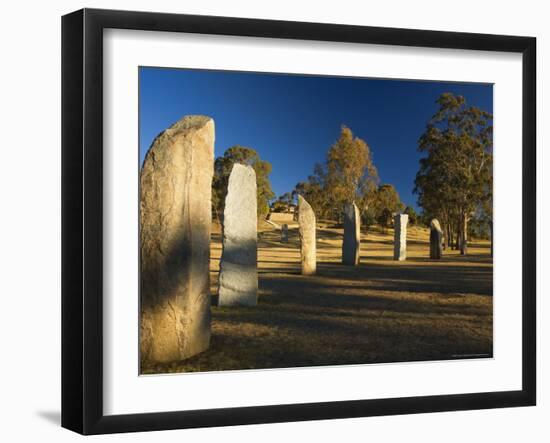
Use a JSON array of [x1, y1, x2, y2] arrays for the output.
[[212, 126, 413, 231], [210, 92, 493, 256], [414, 93, 493, 254], [291, 125, 414, 230]]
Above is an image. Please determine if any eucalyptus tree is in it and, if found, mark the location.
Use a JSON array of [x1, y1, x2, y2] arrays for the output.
[[295, 125, 380, 223], [371, 184, 405, 228], [414, 93, 493, 254], [325, 125, 379, 214]]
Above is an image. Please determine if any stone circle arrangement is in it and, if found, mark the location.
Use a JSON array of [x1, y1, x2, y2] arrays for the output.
[[139, 115, 446, 365]]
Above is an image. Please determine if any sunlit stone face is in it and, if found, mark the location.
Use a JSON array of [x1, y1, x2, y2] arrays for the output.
[[218, 163, 258, 307], [139, 115, 214, 365], [393, 213, 409, 261], [298, 195, 316, 275]]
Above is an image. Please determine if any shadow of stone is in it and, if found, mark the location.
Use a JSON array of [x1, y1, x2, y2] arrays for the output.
[[314, 259, 493, 291], [258, 274, 491, 313], [153, 257, 493, 374]]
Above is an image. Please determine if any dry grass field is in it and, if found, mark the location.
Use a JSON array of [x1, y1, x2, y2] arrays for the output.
[[142, 220, 493, 374]]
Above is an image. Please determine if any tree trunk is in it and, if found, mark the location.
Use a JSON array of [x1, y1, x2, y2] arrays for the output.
[[460, 213, 468, 255], [450, 221, 456, 250], [445, 224, 451, 250]]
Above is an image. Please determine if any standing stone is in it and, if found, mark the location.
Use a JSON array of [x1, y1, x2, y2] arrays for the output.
[[342, 202, 361, 265], [430, 218, 444, 259], [298, 195, 316, 275], [218, 164, 258, 306], [140, 115, 214, 365], [393, 213, 409, 261], [281, 224, 289, 243]]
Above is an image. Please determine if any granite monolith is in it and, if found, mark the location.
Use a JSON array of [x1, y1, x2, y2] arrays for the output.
[[140, 115, 214, 365], [342, 202, 361, 265], [298, 195, 316, 275], [218, 164, 258, 306]]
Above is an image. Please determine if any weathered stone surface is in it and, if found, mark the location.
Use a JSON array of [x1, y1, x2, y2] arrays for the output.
[[140, 115, 214, 365], [298, 195, 316, 275], [393, 213, 409, 261], [342, 202, 361, 265], [281, 224, 289, 243], [218, 164, 258, 306], [430, 218, 444, 259]]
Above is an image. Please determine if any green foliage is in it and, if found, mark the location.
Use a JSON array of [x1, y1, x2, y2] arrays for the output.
[[361, 207, 377, 230], [270, 200, 287, 213], [370, 184, 405, 227], [213, 145, 275, 218], [468, 216, 491, 240], [292, 164, 331, 218], [325, 126, 379, 209], [377, 208, 393, 228], [414, 93, 493, 251], [293, 126, 379, 220], [404, 206, 418, 225], [271, 192, 294, 213]]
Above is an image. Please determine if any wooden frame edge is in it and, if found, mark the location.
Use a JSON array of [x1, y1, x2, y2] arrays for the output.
[[61, 8, 537, 435]]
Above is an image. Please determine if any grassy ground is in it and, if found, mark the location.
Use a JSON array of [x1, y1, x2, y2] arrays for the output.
[[142, 220, 493, 374]]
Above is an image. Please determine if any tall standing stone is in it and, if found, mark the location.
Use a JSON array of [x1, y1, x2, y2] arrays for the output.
[[430, 218, 444, 259], [393, 213, 409, 261], [298, 195, 316, 275], [281, 224, 289, 243], [218, 164, 258, 306], [342, 202, 361, 266], [140, 115, 214, 365]]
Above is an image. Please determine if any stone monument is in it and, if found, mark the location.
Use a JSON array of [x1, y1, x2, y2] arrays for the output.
[[342, 202, 361, 266], [430, 218, 444, 259], [298, 195, 316, 275], [393, 213, 409, 261], [218, 164, 258, 306], [140, 115, 214, 364], [281, 224, 289, 243]]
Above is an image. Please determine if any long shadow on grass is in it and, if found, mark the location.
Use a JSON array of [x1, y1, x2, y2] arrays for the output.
[[173, 241, 494, 374], [154, 260, 493, 374], [256, 259, 492, 296], [318, 260, 492, 295], [171, 275, 493, 373], [211, 263, 492, 345]]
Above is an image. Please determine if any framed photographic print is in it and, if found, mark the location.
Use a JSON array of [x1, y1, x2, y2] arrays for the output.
[[61, 8, 536, 435]]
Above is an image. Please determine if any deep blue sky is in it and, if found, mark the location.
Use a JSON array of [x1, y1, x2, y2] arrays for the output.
[[139, 67, 492, 210]]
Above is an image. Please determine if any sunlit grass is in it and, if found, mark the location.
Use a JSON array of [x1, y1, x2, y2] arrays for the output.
[[142, 222, 492, 374]]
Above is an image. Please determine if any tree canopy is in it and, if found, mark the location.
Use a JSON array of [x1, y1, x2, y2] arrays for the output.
[[414, 93, 493, 253], [271, 192, 294, 213], [370, 184, 405, 227], [294, 125, 379, 219], [403, 206, 418, 225]]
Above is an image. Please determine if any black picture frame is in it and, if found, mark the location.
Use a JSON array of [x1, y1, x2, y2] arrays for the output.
[[61, 8, 536, 435]]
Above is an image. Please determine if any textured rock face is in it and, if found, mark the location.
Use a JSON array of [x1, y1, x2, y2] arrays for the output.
[[298, 195, 316, 275], [430, 218, 444, 259], [218, 164, 258, 306], [342, 202, 361, 265], [140, 115, 214, 365], [393, 213, 409, 261], [281, 224, 289, 243]]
